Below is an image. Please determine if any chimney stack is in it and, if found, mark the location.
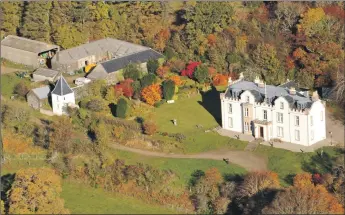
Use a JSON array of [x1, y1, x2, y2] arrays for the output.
[[258, 80, 265, 88], [312, 91, 319, 101], [289, 87, 296, 95], [254, 76, 260, 85], [228, 77, 233, 86], [239, 72, 244, 80]]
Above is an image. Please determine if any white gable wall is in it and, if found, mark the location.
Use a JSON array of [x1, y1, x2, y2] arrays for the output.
[[52, 93, 76, 115], [308, 100, 326, 145]]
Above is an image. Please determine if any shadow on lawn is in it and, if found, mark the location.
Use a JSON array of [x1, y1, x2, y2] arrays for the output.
[[198, 86, 222, 126], [301, 147, 344, 174]]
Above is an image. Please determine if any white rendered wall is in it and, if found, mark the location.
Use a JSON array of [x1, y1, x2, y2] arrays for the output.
[[308, 100, 326, 145], [52, 93, 76, 115]]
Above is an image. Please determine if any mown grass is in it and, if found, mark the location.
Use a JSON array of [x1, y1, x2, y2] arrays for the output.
[[61, 180, 177, 214], [148, 93, 247, 153], [111, 148, 247, 188]]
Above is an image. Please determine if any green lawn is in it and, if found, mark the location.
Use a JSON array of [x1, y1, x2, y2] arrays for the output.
[[1, 73, 30, 97], [111, 148, 247, 188], [149, 92, 247, 153], [62, 180, 176, 214]]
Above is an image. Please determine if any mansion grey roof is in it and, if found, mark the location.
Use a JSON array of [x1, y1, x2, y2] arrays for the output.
[[51, 75, 73, 96], [53, 38, 153, 64], [31, 86, 51, 99], [1, 35, 59, 54], [33, 68, 59, 78], [101, 49, 163, 73], [226, 80, 313, 110]]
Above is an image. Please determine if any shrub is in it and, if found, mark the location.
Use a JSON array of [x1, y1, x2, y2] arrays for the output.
[[162, 80, 175, 100], [123, 63, 142, 80], [181, 61, 201, 78], [143, 121, 158, 135], [14, 82, 30, 97], [115, 79, 134, 98], [156, 66, 170, 78], [131, 80, 141, 100], [116, 98, 129, 118], [147, 59, 159, 74], [169, 75, 184, 86], [86, 98, 105, 112], [154, 99, 166, 108], [140, 73, 157, 88]]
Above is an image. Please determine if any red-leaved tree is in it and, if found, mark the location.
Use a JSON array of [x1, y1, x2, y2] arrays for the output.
[[181, 61, 201, 79], [115, 79, 134, 98]]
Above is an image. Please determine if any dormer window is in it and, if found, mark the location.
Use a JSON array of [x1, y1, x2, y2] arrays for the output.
[[280, 102, 284, 109]]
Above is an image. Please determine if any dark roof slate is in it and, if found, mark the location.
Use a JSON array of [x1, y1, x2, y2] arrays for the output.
[[51, 75, 73, 96], [101, 49, 163, 73]]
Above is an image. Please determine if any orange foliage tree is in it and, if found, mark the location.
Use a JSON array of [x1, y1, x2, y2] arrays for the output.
[[154, 28, 171, 52], [207, 34, 217, 46], [141, 84, 162, 106], [212, 74, 228, 86], [169, 75, 184, 86], [7, 168, 69, 214], [156, 66, 170, 78], [238, 171, 280, 197], [293, 172, 313, 188], [263, 185, 344, 214]]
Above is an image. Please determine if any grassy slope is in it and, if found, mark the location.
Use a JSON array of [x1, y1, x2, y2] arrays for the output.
[[1, 73, 29, 97], [149, 93, 247, 153], [111, 149, 246, 188], [255, 145, 341, 186], [61, 180, 176, 214]]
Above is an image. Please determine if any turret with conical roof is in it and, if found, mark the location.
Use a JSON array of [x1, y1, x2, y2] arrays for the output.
[[52, 74, 73, 96], [51, 74, 76, 115]]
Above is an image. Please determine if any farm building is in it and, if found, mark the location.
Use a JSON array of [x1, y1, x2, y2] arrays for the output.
[[51, 37, 163, 73], [32, 68, 59, 82], [1, 35, 59, 68], [27, 85, 51, 109], [87, 49, 163, 84]]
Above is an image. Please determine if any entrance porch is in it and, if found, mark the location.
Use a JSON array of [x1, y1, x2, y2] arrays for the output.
[[253, 119, 272, 141]]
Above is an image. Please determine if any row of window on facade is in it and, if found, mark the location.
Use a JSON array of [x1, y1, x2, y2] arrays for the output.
[[228, 104, 323, 125], [228, 118, 314, 141]]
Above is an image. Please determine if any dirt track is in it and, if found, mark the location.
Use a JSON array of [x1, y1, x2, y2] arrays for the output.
[[111, 144, 267, 171]]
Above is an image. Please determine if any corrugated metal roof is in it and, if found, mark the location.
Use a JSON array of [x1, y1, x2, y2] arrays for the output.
[[1, 35, 59, 54], [33, 68, 59, 78], [51, 75, 73, 96], [101, 49, 163, 73], [31, 85, 51, 99], [53, 38, 151, 64]]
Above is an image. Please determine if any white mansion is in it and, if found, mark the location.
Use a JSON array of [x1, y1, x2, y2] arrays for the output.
[[220, 74, 326, 146]]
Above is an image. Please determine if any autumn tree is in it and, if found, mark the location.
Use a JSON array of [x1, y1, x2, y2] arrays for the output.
[[252, 43, 285, 85], [49, 116, 74, 154], [115, 79, 134, 98], [162, 80, 175, 100], [194, 65, 210, 84], [123, 64, 143, 81], [156, 66, 170, 78], [20, 1, 52, 42], [0, 2, 22, 39], [191, 168, 230, 214], [13, 82, 30, 98], [7, 168, 69, 214], [2, 101, 33, 136], [141, 84, 162, 106], [262, 185, 344, 214], [181, 61, 201, 79], [143, 120, 158, 135], [169, 75, 183, 86], [147, 59, 159, 74], [236, 171, 280, 215]]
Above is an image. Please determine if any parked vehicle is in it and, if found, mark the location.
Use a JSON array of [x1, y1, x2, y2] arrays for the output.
[[75, 77, 91, 86]]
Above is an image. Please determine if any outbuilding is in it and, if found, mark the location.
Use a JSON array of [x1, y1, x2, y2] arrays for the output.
[[87, 49, 164, 84], [27, 85, 51, 109], [51, 37, 162, 73], [32, 68, 59, 82], [1, 35, 59, 68]]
